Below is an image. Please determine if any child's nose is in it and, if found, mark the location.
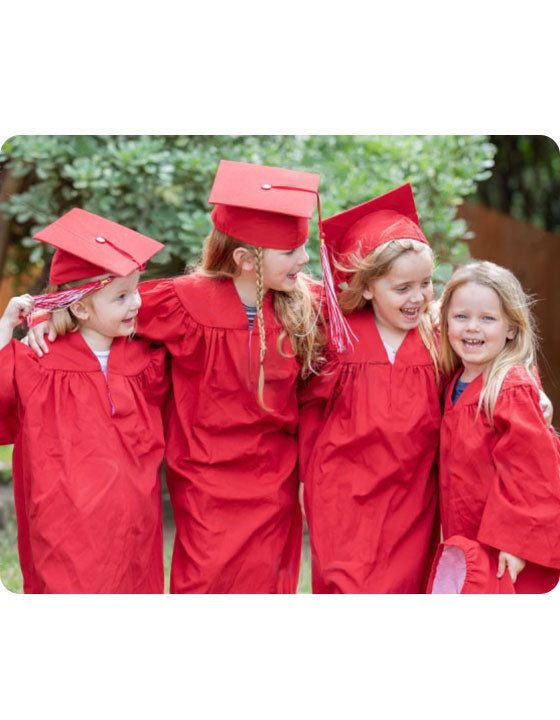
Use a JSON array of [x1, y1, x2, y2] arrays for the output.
[[131, 291, 142, 309], [296, 245, 309, 265]]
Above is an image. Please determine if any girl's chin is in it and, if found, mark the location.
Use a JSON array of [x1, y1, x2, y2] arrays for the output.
[[119, 322, 137, 336], [269, 279, 298, 293], [398, 316, 421, 328]]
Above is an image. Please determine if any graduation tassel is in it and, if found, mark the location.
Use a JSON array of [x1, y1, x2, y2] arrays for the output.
[[319, 235, 357, 353], [26, 278, 113, 327], [313, 189, 356, 353], [267, 183, 357, 353]]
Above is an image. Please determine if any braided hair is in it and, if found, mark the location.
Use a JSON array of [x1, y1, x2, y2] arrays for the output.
[[199, 229, 327, 410]]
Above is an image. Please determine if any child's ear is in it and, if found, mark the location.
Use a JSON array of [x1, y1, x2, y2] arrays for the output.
[[506, 324, 517, 341], [232, 247, 256, 272], [362, 282, 374, 301], [362, 278, 376, 302], [70, 299, 90, 321]]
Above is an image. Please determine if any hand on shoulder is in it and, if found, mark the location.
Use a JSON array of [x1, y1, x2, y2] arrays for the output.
[[25, 318, 58, 357]]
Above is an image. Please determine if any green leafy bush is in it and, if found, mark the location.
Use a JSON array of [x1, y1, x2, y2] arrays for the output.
[[0, 135, 496, 285]]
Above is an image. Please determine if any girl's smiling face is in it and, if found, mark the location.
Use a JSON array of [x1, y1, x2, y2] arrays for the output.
[[364, 247, 434, 334], [74, 270, 142, 351], [446, 281, 516, 380], [261, 243, 310, 293]]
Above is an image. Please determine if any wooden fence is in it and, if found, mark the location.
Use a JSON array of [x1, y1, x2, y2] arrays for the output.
[[459, 201, 560, 423]]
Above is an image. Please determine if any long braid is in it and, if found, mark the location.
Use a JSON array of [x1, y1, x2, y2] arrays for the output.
[[255, 246, 270, 410], [200, 229, 326, 400]]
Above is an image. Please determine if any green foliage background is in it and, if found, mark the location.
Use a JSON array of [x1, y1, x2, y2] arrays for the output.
[[0, 135, 496, 287], [475, 135, 560, 232]]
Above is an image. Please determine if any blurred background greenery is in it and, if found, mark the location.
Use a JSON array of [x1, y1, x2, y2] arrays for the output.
[[0, 134, 500, 291]]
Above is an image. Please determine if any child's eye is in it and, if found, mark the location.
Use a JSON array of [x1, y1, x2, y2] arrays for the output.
[[422, 280, 433, 287], [454, 314, 467, 320], [396, 286, 409, 292], [483, 315, 496, 321]]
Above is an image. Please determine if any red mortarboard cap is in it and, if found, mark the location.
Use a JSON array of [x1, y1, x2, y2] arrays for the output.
[[426, 536, 516, 594], [33, 208, 164, 285], [323, 183, 428, 265], [208, 159, 321, 250]]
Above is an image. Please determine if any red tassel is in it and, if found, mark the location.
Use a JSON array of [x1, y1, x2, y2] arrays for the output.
[[266, 182, 357, 353], [27, 312, 51, 329], [320, 240, 357, 353], [25, 278, 113, 328], [32, 278, 112, 311]]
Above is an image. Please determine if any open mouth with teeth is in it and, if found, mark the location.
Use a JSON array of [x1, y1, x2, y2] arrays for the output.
[[462, 338, 484, 347], [401, 307, 421, 321]]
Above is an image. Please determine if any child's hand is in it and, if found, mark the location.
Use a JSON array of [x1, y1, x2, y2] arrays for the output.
[[497, 551, 526, 583], [2, 294, 35, 328], [25, 318, 57, 357], [0, 295, 35, 350]]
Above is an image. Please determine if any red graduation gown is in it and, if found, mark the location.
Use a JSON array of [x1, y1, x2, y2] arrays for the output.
[[0, 333, 168, 594], [439, 367, 560, 593], [299, 309, 441, 593], [137, 273, 303, 593]]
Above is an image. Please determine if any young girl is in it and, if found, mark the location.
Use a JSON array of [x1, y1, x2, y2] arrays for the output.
[[135, 159, 327, 593], [438, 260, 560, 593], [0, 209, 169, 593], [299, 183, 441, 593]]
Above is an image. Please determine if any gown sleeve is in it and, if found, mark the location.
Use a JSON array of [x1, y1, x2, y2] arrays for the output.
[[297, 352, 341, 483], [477, 382, 560, 569], [0, 342, 18, 444], [137, 343, 171, 408], [0, 341, 43, 445], [137, 278, 190, 344]]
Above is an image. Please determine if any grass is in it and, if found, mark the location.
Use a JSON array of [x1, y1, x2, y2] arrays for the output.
[[0, 444, 13, 484], [0, 512, 312, 594], [0, 515, 23, 593], [297, 526, 312, 593]]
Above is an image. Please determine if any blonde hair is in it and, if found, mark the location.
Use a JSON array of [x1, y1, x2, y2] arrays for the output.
[[48, 294, 80, 335], [439, 260, 538, 423], [337, 238, 439, 375], [200, 228, 326, 409], [42, 274, 112, 336]]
